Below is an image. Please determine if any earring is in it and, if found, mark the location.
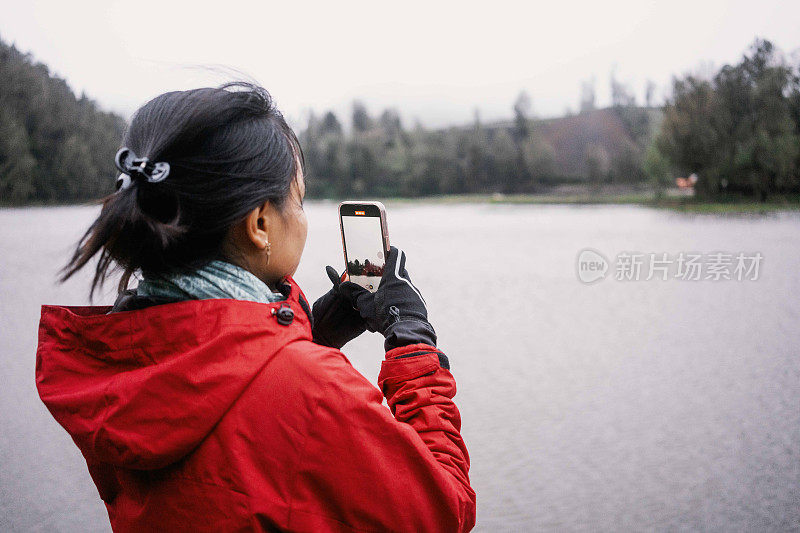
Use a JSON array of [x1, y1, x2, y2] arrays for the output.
[[264, 240, 271, 263]]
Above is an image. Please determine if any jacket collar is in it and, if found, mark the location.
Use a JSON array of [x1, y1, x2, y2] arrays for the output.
[[109, 275, 300, 314]]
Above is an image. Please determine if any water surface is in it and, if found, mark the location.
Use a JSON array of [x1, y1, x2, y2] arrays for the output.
[[1, 203, 798, 531]]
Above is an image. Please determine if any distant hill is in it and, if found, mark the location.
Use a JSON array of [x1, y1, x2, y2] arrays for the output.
[[479, 107, 662, 181], [0, 35, 126, 204]]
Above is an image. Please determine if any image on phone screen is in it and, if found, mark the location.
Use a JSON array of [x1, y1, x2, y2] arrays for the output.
[[341, 213, 385, 292]]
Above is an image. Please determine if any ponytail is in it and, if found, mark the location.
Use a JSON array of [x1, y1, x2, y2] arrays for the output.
[[59, 82, 303, 300]]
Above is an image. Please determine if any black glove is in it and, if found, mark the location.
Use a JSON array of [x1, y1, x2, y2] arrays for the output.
[[338, 246, 437, 352], [311, 266, 367, 349]]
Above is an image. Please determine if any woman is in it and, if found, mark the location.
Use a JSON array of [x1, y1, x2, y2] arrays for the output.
[[35, 82, 476, 532]]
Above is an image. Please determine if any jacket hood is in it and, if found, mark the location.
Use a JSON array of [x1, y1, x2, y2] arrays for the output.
[[35, 278, 311, 470]]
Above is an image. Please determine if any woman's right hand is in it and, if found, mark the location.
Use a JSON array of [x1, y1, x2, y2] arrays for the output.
[[338, 246, 437, 352]]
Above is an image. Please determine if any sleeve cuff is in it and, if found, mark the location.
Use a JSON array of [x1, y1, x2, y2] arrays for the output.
[[382, 319, 437, 352], [384, 343, 450, 370]]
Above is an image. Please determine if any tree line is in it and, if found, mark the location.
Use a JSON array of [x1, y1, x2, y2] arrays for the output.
[[300, 88, 655, 199], [302, 39, 800, 200], [0, 35, 797, 205], [0, 35, 126, 204], [651, 39, 800, 199]]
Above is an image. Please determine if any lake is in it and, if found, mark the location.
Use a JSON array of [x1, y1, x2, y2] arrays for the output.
[[1, 202, 798, 532]]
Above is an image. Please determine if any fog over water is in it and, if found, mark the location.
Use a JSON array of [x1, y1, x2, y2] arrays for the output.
[[1, 203, 798, 531]]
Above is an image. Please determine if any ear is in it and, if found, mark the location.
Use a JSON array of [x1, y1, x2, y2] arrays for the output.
[[244, 200, 272, 250]]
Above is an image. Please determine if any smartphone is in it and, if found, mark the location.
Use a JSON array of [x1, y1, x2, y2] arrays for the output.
[[339, 201, 390, 292]]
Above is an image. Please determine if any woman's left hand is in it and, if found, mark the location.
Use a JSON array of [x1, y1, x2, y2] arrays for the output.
[[311, 266, 367, 349]]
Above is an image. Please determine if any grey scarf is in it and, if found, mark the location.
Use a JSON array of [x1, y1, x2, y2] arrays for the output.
[[137, 260, 286, 304]]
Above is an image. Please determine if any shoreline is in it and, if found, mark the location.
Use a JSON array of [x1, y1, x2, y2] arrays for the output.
[[4, 193, 800, 214], [383, 192, 800, 214]]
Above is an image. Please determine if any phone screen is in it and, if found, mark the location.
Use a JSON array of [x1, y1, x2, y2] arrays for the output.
[[341, 205, 387, 292]]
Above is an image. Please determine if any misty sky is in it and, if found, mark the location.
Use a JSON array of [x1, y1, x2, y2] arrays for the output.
[[2, 0, 799, 129]]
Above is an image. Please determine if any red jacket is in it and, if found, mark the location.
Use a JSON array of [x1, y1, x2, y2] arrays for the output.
[[35, 277, 476, 532]]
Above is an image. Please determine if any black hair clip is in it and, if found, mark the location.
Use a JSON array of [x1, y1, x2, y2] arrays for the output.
[[114, 147, 170, 191]]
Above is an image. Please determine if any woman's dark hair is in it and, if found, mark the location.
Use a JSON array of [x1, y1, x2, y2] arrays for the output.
[[60, 81, 304, 299]]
